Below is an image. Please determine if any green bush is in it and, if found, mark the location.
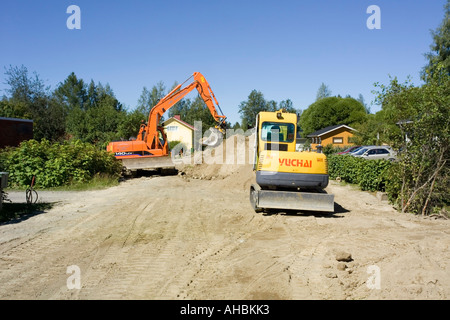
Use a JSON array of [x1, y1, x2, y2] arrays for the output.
[[384, 162, 402, 205], [321, 144, 348, 157], [328, 154, 391, 192], [0, 139, 122, 188], [169, 140, 189, 155]]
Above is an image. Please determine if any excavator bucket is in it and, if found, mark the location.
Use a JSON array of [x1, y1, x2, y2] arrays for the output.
[[250, 184, 335, 213], [201, 127, 224, 147]]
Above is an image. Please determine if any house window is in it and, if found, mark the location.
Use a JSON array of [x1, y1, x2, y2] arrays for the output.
[[333, 137, 343, 144], [348, 136, 357, 144], [166, 126, 178, 132]]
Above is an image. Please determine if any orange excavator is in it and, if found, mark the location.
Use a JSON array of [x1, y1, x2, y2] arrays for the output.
[[107, 72, 227, 171]]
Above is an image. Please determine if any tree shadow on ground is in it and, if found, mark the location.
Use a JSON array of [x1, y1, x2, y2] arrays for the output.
[[121, 168, 179, 180], [0, 202, 55, 225]]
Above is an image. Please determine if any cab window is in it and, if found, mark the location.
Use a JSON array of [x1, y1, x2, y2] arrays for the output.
[[261, 122, 295, 143]]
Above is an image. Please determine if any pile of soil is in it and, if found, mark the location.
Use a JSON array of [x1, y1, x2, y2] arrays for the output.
[[176, 132, 255, 182]]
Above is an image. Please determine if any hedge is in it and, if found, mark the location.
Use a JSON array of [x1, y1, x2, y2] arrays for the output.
[[327, 154, 392, 192], [0, 139, 122, 188]]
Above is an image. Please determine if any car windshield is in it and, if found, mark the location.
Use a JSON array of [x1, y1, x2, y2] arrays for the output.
[[350, 147, 363, 154], [354, 148, 369, 155]]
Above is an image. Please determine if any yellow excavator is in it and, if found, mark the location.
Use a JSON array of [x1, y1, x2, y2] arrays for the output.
[[250, 109, 334, 213]]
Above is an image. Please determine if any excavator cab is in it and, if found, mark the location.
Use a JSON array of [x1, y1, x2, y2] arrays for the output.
[[157, 126, 168, 151]]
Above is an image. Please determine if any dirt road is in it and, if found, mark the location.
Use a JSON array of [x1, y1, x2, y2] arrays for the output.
[[0, 160, 449, 300]]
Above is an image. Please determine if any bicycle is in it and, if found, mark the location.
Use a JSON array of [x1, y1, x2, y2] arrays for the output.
[[26, 176, 39, 204]]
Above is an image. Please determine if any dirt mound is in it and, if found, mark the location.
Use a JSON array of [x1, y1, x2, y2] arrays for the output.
[[177, 163, 246, 180], [176, 132, 255, 182]]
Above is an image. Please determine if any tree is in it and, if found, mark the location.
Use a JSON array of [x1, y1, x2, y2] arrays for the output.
[[0, 97, 30, 119], [64, 79, 126, 145], [266, 100, 278, 112], [353, 110, 386, 145], [183, 96, 219, 134], [96, 83, 123, 112], [85, 80, 98, 109], [279, 99, 298, 114], [238, 90, 298, 128], [167, 81, 188, 118], [238, 90, 268, 128], [31, 96, 66, 141], [53, 72, 87, 113], [299, 96, 367, 137], [136, 86, 151, 116], [168, 98, 189, 118], [357, 93, 370, 114], [422, 0, 450, 81], [117, 109, 147, 140], [375, 69, 449, 215], [136, 81, 166, 117], [241, 117, 248, 131], [3, 65, 48, 103], [1, 65, 65, 141], [316, 83, 332, 101]]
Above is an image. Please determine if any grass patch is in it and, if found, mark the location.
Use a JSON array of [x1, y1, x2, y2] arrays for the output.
[[5, 174, 120, 192], [44, 174, 120, 191]]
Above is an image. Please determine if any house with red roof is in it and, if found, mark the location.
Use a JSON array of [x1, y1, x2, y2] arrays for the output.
[[163, 115, 196, 152]]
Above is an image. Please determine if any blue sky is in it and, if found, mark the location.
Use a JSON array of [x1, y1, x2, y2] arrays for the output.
[[0, 0, 446, 125]]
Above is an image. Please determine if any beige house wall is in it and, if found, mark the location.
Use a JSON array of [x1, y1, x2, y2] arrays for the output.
[[164, 119, 194, 151]]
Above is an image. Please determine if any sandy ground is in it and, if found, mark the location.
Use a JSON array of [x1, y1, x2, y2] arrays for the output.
[[0, 136, 449, 300]]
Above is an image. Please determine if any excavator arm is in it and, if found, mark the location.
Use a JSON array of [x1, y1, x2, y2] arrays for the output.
[[143, 72, 227, 150]]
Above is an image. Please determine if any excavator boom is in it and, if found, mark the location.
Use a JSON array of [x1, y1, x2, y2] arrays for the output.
[[142, 72, 227, 150]]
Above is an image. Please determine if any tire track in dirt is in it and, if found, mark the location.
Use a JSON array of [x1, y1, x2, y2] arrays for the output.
[[174, 213, 293, 300], [65, 199, 162, 299]]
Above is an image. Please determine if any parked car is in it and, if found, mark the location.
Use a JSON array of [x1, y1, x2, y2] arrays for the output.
[[337, 145, 361, 155], [353, 146, 397, 161], [348, 145, 374, 156]]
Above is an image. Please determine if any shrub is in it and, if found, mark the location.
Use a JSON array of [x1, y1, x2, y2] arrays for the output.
[[328, 154, 391, 192], [0, 139, 122, 188], [169, 140, 189, 156], [321, 144, 347, 157]]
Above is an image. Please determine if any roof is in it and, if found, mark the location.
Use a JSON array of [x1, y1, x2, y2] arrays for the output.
[[163, 115, 196, 131], [0, 117, 33, 123], [307, 124, 356, 137]]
